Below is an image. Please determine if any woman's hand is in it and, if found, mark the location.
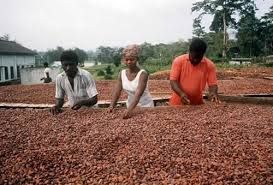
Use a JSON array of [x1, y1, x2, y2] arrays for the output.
[[123, 110, 132, 119]]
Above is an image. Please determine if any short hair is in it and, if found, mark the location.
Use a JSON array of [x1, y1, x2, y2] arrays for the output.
[[189, 38, 207, 56], [60, 50, 79, 63], [43, 62, 48, 67]]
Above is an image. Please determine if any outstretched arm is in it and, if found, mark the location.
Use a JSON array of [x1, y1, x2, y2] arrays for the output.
[[208, 85, 220, 103], [108, 72, 122, 112], [207, 61, 220, 103], [71, 95, 98, 110], [170, 80, 190, 105], [50, 98, 64, 115], [50, 77, 66, 114], [123, 71, 148, 119]]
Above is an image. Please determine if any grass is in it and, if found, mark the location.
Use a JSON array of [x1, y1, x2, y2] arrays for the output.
[[83, 64, 125, 80]]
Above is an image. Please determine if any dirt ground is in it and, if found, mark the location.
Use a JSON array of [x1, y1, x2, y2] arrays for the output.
[[1, 103, 273, 184]]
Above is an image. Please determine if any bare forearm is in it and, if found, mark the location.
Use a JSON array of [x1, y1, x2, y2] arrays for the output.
[[55, 98, 64, 108], [170, 80, 186, 97], [110, 90, 121, 108], [80, 95, 98, 107], [208, 85, 218, 95], [127, 93, 142, 112]]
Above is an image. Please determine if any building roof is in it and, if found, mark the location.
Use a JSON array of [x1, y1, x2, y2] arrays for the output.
[[0, 40, 36, 55]]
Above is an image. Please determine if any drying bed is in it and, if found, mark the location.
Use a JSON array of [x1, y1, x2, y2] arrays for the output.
[[150, 67, 273, 80], [1, 79, 273, 104], [0, 103, 273, 184]]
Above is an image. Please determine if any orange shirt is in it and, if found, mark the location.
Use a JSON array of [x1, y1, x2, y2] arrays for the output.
[[169, 54, 217, 105]]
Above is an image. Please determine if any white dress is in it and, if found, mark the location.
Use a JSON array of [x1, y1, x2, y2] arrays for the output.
[[121, 69, 154, 108]]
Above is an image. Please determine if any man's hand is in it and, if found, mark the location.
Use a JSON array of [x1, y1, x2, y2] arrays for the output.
[[107, 106, 114, 113], [180, 93, 190, 105], [71, 101, 82, 110], [50, 106, 62, 115], [210, 94, 221, 103], [208, 85, 221, 103]]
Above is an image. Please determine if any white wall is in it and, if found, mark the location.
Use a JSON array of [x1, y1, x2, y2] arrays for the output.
[[0, 55, 35, 82], [20, 67, 61, 85]]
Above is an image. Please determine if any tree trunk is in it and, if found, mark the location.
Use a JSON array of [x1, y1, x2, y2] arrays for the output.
[[223, 11, 227, 61]]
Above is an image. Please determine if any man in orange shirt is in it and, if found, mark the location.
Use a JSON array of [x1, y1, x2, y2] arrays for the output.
[[170, 38, 220, 105]]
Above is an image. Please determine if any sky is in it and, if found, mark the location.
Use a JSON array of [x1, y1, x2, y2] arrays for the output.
[[0, 0, 272, 51]]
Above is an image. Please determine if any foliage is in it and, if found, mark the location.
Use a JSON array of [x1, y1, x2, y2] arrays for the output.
[[113, 48, 123, 67], [193, 16, 205, 38], [139, 42, 155, 64], [74, 48, 88, 65], [105, 65, 113, 75], [44, 46, 64, 64], [43, 47, 88, 65], [259, 5, 273, 55], [203, 32, 223, 58], [88, 40, 188, 77], [192, 0, 256, 31], [96, 46, 123, 66], [97, 70, 105, 76], [236, 8, 262, 57], [192, 0, 257, 58], [104, 74, 113, 80]]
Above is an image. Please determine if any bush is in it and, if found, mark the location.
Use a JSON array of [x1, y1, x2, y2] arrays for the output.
[[105, 65, 113, 75], [263, 62, 273, 67], [104, 74, 113, 80], [210, 57, 228, 63], [97, 70, 105, 76]]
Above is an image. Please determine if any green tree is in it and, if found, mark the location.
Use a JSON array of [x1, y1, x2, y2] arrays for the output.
[[96, 46, 114, 63], [87, 50, 96, 61], [193, 16, 205, 38], [95, 46, 122, 65], [259, 5, 273, 55], [203, 32, 224, 60], [113, 47, 123, 67], [44, 46, 64, 64], [139, 42, 155, 64], [192, 0, 256, 59], [236, 8, 261, 57], [73, 48, 88, 65], [105, 65, 113, 75]]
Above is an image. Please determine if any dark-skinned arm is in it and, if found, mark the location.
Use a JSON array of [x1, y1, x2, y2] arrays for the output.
[[123, 72, 148, 119], [108, 72, 122, 112], [208, 85, 220, 103], [71, 95, 98, 110], [50, 98, 64, 115], [170, 80, 190, 104]]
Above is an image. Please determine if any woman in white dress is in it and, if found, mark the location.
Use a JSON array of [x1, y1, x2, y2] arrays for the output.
[[108, 44, 154, 119]]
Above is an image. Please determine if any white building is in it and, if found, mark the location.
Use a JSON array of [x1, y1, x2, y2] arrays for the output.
[[0, 40, 36, 83]]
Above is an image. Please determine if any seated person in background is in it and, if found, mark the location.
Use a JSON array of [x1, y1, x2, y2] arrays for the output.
[[50, 50, 98, 115], [40, 62, 52, 83], [170, 38, 220, 105], [108, 44, 154, 119]]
